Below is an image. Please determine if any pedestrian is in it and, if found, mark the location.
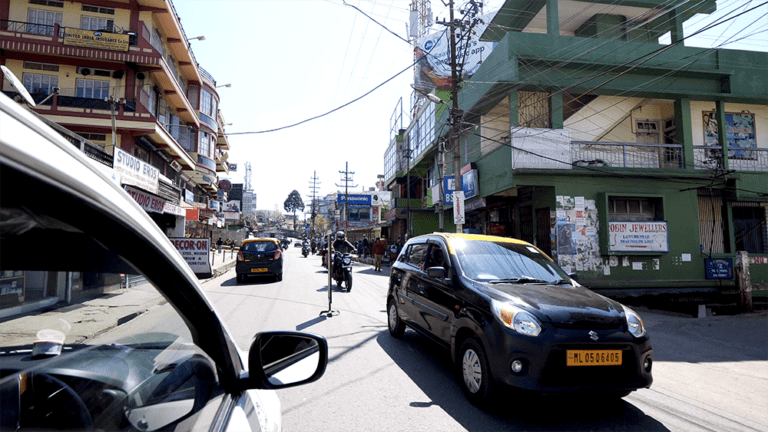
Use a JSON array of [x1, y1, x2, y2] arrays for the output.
[[362, 235, 370, 259], [372, 236, 386, 272], [216, 237, 223, 254]]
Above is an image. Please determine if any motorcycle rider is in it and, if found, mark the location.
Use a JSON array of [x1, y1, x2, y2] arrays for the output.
[[332, 231, 356, 254]]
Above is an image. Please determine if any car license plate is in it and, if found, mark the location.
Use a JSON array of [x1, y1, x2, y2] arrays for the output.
[[251, 268, 267, 273], [566, 350, 622, 366]]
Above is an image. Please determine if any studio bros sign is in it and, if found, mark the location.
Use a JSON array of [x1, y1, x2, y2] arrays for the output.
[[608, 221, 669, 253]]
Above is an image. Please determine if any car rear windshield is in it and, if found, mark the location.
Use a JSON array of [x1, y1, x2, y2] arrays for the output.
[[242, 241, 277, 253], [452, 239, 568, 283]]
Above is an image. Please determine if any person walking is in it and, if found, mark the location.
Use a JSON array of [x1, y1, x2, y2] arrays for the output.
[[372, 236, 386, 272], [216, 237, 223, 254], [362, 235, 370, 259]]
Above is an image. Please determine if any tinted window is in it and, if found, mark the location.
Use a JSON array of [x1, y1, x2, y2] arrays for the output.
[[405, 243, 428, 269], [243, 241, 277, 253], [453, 240, 568, 283]]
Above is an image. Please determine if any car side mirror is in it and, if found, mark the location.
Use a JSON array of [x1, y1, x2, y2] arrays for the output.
[[568, 272, 579, 282], [426, 266, 447, 279], [247, 331, 328, 390]]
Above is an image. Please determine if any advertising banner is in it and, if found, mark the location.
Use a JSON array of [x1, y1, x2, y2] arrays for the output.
[[337, 194, 372, 207], [113, 147, 159, 194], [444, 170, 478, 204], [124, 185, 165, 214], [170, 238, 211, 278], [186, 208, 199, 221], [163, 202, 186, 217], [454, 191, 466, 224], [223, 211, 240, 221], [184, 189, 194, 205], [414, 14, 497, 91], [209, 200, 220, 212], [224, 200, 240, 212], [608, 221, 669, 253], [63, 28, 129, 52]]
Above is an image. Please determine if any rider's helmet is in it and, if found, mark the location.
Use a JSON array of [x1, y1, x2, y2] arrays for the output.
[[336, 231, 345, 241]]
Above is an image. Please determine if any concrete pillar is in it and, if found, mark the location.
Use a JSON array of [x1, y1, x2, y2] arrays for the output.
[[674, 98, 694, 170], [669, 9, 685, 44], [546, 0, 559, 36], [716, 100, 729, 170], [736, 251, 753, 313], [550, 92, 563, 129]]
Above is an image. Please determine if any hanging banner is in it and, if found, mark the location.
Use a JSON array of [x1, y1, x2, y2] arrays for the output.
[[454, 191, 465, 225]]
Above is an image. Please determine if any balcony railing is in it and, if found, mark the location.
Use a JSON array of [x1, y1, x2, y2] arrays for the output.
[[1, 19, 63, 37], [571, 141, 683, 169], [694, 146, 768, 172], [198, 67, 216, 87]]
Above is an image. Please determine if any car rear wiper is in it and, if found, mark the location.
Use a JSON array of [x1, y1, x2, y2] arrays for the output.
[[489, 276, 548, 284]]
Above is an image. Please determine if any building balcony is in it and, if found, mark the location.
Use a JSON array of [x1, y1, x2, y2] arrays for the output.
[[570, 141, 683, 169], [694, 146, 768, 172]]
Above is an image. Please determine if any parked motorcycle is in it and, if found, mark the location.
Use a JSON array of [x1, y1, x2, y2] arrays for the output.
[[331, 251, 353, 292]]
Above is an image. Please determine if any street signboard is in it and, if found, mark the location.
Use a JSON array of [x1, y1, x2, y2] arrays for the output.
[[454, 191, 465, 225], [170, 238, 212, 279]]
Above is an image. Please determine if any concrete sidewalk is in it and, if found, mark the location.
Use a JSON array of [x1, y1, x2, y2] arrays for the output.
[[0, 249, 238, 347]]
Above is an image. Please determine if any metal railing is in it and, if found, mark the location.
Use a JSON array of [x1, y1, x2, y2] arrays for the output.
[[1, 19, 63, 37], [198, 67, 216, 86], [694, 146, 768, 172], [571, 141, 683, 169]]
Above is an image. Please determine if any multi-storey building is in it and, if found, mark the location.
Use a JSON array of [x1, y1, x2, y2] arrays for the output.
[[1, 0, 230, 237], [385, 0, 767, 304]]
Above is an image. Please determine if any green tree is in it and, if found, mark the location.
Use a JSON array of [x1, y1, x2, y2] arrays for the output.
[[283, 190, 305, 234]]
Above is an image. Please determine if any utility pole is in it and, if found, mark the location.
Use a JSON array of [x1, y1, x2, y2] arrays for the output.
[[336, 162, 357, 231], [308, 171, 320, 237]]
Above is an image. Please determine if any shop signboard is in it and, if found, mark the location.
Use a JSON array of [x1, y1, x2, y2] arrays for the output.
[[705, 258, 733, 279], [608, 221, 669, 253], [453, 191, 466, 224], [337, 194, 372, 207], [63, 28, 130, 52], [113, 147, 159, 194], [184, 189, 194, 205], [209, 200, 220, 211], [163, 202, 186, 217], [186, 208, 199, 221], [170, 238, 212, 279], [223, 211, 240, 221], [124, 185, 165, 214], [444, 169, 478, 204], [224, 200, 240, 212]]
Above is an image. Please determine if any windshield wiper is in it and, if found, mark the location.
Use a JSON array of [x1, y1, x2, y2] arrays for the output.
[[552, 279, 574, 285], [488, 276, 548, 284]]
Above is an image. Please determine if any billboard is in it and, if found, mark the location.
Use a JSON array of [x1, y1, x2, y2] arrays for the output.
[[113, 147, 159, 194], [224, 200, 240, 212], [337, 194, 372, 207], [414, 14, 497, 91], [170, 238, 211, 278]]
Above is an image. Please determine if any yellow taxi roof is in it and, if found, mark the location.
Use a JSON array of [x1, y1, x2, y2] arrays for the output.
[[242, 238, 280, 245]]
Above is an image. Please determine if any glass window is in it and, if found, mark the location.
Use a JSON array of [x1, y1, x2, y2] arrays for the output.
[[453, 239, 568, 283], [405, 243, 428, 268], [75, 78, 109, 99], [22, 73, 58, 95], [609, 197, 660, 221], [198, 131, 211, 158], [27, 8, 62, 36], [80, 15, 112, 31], [201, 90, 213, 117], [242, 241, 278, 253]]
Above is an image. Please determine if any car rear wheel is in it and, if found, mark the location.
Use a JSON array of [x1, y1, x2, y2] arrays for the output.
[[276, 273, 283, 282], [459, 338, 493, 405], [387, 298, 405, 338], [236, 274, 244, 284]]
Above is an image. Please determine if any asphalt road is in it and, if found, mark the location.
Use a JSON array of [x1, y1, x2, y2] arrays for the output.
[[202, 244, 768, 432]]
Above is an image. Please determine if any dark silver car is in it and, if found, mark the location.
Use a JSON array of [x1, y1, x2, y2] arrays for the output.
[[0, 92, 326, 431]]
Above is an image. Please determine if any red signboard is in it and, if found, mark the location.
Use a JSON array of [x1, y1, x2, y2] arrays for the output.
[[186, 208, 199, 221]]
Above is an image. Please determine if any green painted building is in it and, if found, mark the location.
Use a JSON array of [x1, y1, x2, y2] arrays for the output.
[[384, 0, 767, 301]]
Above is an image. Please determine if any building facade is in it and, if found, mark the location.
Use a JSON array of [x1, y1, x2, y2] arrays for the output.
[[385, 0, 768, 301]]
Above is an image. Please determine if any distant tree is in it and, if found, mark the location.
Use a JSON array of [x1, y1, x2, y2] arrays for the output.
[[284, 190, 305, 233]]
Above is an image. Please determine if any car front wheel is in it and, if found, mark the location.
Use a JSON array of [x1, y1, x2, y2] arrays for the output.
[[387, 298, 405, 338], [459, 338, 493, 405]]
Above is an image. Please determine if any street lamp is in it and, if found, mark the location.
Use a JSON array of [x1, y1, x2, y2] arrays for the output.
[[187, 35, 206, 42], [216, 84, 231, 88]]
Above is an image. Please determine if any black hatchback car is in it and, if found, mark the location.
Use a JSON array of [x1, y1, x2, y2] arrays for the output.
[[387, 233, 653, 404], [236, 238, 284, 283]]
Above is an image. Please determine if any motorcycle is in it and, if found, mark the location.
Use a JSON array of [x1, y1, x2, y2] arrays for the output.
[[302, 244, 310, 257], [331, 251, 353, 292]]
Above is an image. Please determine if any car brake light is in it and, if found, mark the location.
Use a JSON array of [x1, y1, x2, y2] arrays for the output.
[[237, 251, 244, 261], [274, 249, 282, 260]]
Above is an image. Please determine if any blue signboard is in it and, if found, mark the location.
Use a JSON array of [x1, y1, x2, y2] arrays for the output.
[[184, 189, 194, 205], [337, 194, 372, 207], [444, 170, 478, 204], [705, 258, 733, 279]]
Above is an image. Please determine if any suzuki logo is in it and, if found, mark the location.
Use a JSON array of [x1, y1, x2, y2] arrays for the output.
[[589, 331, 599, 341]]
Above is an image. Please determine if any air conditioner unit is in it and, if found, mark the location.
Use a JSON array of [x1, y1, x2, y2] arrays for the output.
[[170, 160, 182, 172], [80, 68, 91, 76]]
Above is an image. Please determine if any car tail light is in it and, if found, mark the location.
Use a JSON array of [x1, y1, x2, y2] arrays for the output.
[[237, 251, 244, 261], [274, 249, 282, 260]]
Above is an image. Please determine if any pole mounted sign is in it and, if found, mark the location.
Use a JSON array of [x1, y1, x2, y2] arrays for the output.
[[453, 191, 465, 225], [170, 238, 212, 279]]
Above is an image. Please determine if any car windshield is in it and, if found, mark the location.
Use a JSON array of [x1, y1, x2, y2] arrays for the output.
[[242, 241, 277, 252], [451, 239, 570, 284]]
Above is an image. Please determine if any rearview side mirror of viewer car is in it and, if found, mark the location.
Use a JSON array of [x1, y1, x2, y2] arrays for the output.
[[247, 331, 328, 390]]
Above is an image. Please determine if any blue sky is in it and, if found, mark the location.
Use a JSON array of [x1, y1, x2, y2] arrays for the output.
[[172, 0, 767, 213]]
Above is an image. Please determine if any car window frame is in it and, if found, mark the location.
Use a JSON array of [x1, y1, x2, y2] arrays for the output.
[[403, 241, 429, 270]]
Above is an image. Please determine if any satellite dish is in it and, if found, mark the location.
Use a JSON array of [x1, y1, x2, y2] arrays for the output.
[[1, 65, 36, 107]]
